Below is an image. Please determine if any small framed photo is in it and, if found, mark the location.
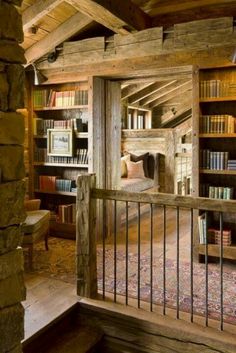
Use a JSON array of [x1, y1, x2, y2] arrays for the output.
[[47, 129, 74, 157]]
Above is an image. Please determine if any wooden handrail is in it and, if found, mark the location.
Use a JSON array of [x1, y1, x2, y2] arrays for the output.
[[91, 188, 236, 213]]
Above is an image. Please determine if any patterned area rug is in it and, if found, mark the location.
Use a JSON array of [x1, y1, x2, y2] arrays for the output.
[[25, 237, 236, 325]]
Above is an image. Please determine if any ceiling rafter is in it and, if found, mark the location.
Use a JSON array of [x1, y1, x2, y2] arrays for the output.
[[25, 12, 92, 65], [128, 81, 176, 104], [147, 80, 192, 109], [22, 0, 64, 32], [160, 100, 192, 127], [121, 83, 153, 100], [139, 80, 181, 106], [66, 0, 151, 34]]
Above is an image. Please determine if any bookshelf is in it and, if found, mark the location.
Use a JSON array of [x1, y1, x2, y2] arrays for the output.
[[30, 81, 90, 239], [123, 106, 152, 129], [196, 67, 236, 260]]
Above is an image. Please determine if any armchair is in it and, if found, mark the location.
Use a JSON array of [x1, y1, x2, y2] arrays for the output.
[[22, 199, 50, 269]]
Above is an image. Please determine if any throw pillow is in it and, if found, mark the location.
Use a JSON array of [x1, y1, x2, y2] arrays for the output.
[[130, 152, 149, 177], [126, 160, 145, 179], [121, 154, 130, 177]]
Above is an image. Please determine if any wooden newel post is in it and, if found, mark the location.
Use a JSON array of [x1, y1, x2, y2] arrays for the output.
[[76, 174, 97, 298]]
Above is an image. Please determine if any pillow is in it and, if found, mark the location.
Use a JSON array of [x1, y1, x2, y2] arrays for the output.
[[121, 154, 130, 177], [129, 152, 149, 177], [126, 160, 145, 179]]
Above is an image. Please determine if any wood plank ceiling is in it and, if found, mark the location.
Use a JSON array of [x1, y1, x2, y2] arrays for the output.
[[19, 0, 236, 127]]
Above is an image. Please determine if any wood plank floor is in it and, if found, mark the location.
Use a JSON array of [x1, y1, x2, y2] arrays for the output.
[[23, 273, 77, 342]]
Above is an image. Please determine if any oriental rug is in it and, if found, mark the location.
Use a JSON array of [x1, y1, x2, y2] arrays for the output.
[[25, 237, 236, 325]]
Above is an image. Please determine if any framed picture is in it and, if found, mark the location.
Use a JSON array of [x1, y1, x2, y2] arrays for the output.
[[47, 129, 74, 157]]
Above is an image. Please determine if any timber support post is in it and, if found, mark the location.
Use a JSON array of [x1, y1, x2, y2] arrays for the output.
[[76, 173, 97, 298]]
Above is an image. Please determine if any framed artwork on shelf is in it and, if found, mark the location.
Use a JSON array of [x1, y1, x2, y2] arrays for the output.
[[47, 129, 74, 157]]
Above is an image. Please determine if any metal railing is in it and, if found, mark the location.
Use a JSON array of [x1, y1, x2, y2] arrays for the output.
[[76, 174, 236, 331]]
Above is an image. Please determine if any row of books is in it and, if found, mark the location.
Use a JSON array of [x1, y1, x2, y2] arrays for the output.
[[198, 213, 232, 245], [228, 160, 236, 170], [57, 203, 76, 224], [34, 147, 88, 165], [33, 89, 88, 108], [38, 175, 76, 192], [34, 118, 84, 135], [200, 150, 229, 170], [200, 183, 234, 199], [200, 115, 235, 133], [200, 80, 236, 98]]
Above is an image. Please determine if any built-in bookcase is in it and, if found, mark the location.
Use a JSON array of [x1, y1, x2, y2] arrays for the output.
[[196, 67, 236, 260], [30, 81, 90, 238], [125, 106, 152, 129]]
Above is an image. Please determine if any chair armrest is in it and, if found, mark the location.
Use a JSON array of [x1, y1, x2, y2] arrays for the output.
[[24, 199, 41, 211]]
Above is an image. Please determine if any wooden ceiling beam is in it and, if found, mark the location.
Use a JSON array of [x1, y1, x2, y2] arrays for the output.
[[121, 83, 153, 100], [147, 81, 192, 109], [128, 81, 172, 104], [66, 0, 151, 34], [25, 12, 92, 65], [22, 0, 64, 32], [160, 100, 191, 127], [139, 80, 183, 106], [152, 2, 236, 27]]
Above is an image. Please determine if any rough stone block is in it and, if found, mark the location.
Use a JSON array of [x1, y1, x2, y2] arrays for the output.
[[7, 64, 25, 110], [0, 272, 26, 308], [0, 249, 24, 280], [0, 2, 23, 43], [0, 304, 24, 352], [0, 71, 9, 111], [0, 40, 25, 64], [0, 145, 25, 181], [0, 111, 24, 145], [0, 181, 26, 227], [0, 226, 22, 255]]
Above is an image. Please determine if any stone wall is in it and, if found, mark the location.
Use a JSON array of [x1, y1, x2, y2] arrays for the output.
[[0, 1, 26, 352]]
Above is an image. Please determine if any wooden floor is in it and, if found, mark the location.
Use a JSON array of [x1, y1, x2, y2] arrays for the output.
[[23, 273, 77, 342]]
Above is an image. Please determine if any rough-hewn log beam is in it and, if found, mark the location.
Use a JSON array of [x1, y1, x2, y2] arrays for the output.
[[38, 45, 235, 82], [25, 12, 92, 64], [66, 0, 151, 34], [151, 1, 236, 27], [22, 0, 64, 32]]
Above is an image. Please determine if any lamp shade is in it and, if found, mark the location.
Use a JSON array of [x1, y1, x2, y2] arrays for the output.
[[32, 64, 48, 85]]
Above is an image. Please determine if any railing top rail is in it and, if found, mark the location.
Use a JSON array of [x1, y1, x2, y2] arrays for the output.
[[91, 188, 236, 213]]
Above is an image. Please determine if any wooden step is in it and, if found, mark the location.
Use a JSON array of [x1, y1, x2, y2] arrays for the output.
[[23, 304, 103, 353]]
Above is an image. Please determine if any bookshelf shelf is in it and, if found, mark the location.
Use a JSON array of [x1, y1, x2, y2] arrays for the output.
[[194, 67, 236, 262], [200, 97, 236, 103], [200, 169, 236, 175], [198, 243, 236, 260], [34, 189, 76, 197], [33, 162, 88, 168], [33, 132, 88, 139], [199, 133, 236, 138], [34, 105, 88, 111]]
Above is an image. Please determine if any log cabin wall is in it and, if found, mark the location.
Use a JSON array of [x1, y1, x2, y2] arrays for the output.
[[0, 1, 26, 353]]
